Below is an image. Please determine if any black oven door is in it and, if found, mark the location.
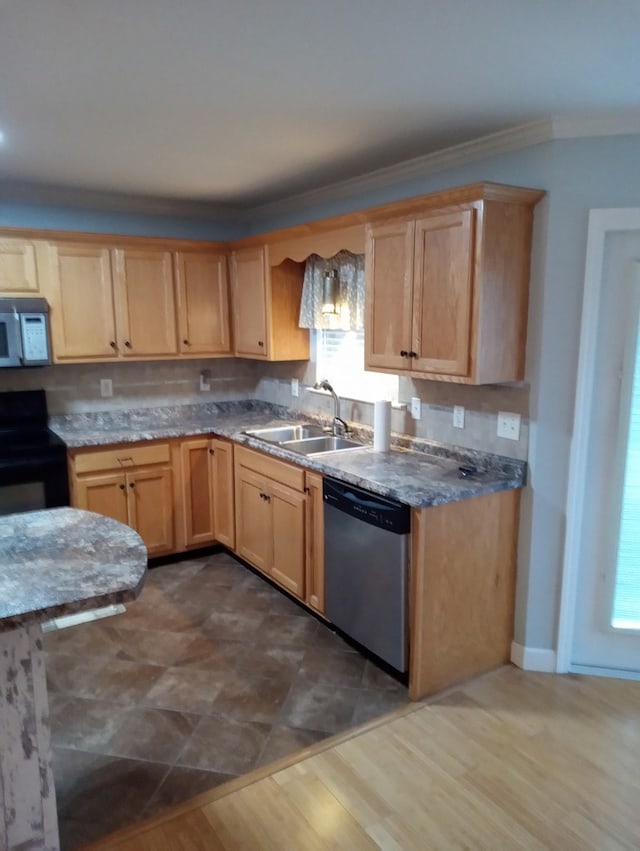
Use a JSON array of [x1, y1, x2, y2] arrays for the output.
[[0, 454, 70, 515]]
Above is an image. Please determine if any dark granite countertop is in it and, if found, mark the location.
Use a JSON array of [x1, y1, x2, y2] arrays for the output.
[[0, 508, 147, 632], [51, 401, 526, 509]]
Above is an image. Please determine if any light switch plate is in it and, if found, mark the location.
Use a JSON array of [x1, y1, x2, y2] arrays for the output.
[[100, 378, 113, 398], [199, 372, 211, 392], [497, 411, 521, 440], [291, 378, 299, 397], [453, 405, 465, 428], [410, 397, 421, 420]]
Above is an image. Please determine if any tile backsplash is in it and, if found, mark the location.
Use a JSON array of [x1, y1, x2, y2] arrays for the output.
[[254, 363, 530, 461], [0, 358, 259, 414], [0, 357, 529, 460]]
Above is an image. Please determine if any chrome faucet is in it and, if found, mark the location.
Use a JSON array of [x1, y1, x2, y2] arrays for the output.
[[314, 379, 350, 437]]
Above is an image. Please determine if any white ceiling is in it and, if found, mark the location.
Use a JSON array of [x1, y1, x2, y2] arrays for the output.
[[1, 0, 639, 210]]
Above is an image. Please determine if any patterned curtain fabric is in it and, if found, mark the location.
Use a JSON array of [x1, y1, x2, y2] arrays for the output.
[[298, 251, 365, 331]]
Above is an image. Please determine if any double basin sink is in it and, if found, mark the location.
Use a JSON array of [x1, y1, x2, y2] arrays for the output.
[[244, 424, 365, 456]]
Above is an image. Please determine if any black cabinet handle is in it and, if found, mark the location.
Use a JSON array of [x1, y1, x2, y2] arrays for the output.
[[119, 483, 126, 491], [110, 341, 117, 350], [129, 482, 135, 489], [409, 351, 417, 358], [124, 341, 132, 349], [400, 350, 408, 357], [258, 340, 264, 347], [209, 448, 215, 455], [183, 339, 190, 346]]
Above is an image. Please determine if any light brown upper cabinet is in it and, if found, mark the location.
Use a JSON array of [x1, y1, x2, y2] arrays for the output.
[[112, 248, 177, 357], [365, 195, 538, 384], [43, 243, 118, 360], [230, 245, 309, 361], [0, 237, 45, 294], [42, 242, 177, 360], [175, 251, 232, 356]]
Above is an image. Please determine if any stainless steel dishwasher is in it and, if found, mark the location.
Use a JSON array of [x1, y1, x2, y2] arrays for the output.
[[323, 477, 411, 672]]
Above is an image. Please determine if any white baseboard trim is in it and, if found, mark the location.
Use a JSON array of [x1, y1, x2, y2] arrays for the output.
[[510, 641, 557, 672]]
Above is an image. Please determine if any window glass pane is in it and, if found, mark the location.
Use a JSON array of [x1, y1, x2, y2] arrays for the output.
[[315, 330, 399, 403], [612, 312, 640, 630]]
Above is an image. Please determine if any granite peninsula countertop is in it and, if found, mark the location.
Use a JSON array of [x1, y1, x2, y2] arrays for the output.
[[50, 401, 526, 509], [0, 508, 147, 631]]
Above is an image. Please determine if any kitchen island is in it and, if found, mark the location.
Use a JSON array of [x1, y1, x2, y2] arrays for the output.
[[0, 508, 147, 851]]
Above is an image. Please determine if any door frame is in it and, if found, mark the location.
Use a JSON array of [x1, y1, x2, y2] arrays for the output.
[[557, 207, 640, 672]]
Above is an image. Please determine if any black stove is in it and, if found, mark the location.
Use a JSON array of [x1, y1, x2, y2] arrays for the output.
[[0, 389, 70, 511]]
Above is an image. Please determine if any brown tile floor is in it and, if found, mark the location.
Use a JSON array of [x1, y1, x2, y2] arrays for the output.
[[44, 551, 409, 849]]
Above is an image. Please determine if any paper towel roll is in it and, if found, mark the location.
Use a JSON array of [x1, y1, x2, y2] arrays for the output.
[[373, 399, 391, 452]]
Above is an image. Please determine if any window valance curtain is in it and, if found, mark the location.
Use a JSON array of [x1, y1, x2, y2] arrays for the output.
[[298, 251, 365, 331]]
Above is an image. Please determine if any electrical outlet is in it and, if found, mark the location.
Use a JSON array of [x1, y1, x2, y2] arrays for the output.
[[291, 378, 299, 398], [497, 411, 521, 440], [100, 378, 113, 398], [453, 405, 465, 429], [410, 396, 421, 420], [199, 371, 211, 392]]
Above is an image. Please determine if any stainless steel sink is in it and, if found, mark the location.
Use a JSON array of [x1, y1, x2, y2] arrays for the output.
[[244, 424, 325, 443], [280, 435, 365, 455]]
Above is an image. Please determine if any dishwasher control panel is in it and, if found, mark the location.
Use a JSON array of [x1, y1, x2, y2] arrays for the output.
[[323, 477, 410, 534]]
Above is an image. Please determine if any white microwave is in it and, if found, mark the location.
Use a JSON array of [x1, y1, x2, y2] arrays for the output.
[[0, 298, 52, 367]]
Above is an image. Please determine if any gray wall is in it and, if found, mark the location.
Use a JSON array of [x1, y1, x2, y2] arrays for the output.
[[3, 133, 640, 652]]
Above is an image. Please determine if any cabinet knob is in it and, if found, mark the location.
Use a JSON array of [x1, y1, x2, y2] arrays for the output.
[[209, 448, 215, 455], [110, 341, 117, 350], [183, 339, 190, 346], [129, 481, 135, 489], [409, 351, 417, 358], [124, 341, 132, 349], [119, 483, 126, 491], [400, 350, 408, 358], [258, 340, 264, 347]]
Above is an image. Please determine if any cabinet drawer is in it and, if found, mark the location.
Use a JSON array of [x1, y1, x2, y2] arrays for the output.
[[72, 442, 171, 474], [235, 445, 305, 491]]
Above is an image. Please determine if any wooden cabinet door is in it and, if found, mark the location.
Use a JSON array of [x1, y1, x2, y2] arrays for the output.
[[74, 472, 129, 525], [230, 247, 269, 358], [127, 466, 174, 556], [304, 471, 325, 614], [270, 481, 306, 599], [211, 438, 235, 549], [180, 438, 215, 547], [364, 221, 415, 371], [113, 248, 178, 357], [176, 252, 231, 355], [234, 467, 271, 573], [411, 210, 475, 377], [0, 238, 40, 294], [43, 243, 118, 360]]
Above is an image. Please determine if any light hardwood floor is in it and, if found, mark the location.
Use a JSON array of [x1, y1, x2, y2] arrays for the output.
[[84, 666, 640, 850]]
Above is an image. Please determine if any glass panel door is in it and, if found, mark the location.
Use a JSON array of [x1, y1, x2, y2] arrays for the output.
[[611, 289, 640, 630]]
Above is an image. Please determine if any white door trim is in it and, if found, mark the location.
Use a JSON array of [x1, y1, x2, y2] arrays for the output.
[[557, 207, 640, 672]]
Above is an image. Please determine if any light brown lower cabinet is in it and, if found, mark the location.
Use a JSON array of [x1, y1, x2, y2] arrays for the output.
[[71, 443, 175, 557], [70, 436, 236, 558], [179, 436, 235, 550], [234, 446, 308, 601], [304, 471, 325, 615], [409, 488, 520, 700]]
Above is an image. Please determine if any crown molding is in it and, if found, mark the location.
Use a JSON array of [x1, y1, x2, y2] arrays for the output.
[[250, 110, 640, 223], [249, 119, 555, 222], [551, 110, 640, 139]]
